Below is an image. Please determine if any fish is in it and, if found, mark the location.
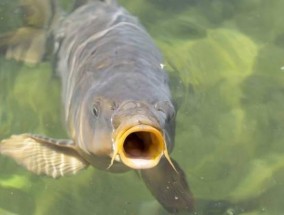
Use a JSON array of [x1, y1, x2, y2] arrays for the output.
[[0, 0, 59, 64], [0, 0, 194, 213]]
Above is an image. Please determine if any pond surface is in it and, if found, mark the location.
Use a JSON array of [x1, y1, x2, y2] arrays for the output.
[[1, 0, 284, 214]]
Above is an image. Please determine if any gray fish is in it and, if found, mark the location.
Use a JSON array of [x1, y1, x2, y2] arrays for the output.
[[0, 0, 194, 213], [0, 0, 59, 64]]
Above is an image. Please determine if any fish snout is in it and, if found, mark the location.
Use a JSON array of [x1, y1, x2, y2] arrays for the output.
[[109, 101, 175, 170], [111, 101, 159, 129], [110, 114, 165, 170], [114, 124, 164, 169]]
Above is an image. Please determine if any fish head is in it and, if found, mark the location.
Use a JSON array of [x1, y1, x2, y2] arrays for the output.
[[75, 91, 176, 170], [110, 100, 176, 170], [75, 95, 117, 158]]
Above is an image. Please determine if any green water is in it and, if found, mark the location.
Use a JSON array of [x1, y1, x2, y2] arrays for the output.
[[1, 0, 284, 214]]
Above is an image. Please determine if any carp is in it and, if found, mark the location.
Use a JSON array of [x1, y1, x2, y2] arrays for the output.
[[0, 0, 194, 213]]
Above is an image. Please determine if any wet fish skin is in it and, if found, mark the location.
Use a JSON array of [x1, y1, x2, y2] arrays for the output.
[[0, 0, 194, 213], [55, 1, 175, 165]]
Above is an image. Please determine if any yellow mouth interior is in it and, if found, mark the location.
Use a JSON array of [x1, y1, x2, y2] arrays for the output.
[[115, 125, 164, 169]]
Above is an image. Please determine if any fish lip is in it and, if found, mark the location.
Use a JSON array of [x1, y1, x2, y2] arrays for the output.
[[113, 124, 165, 169]]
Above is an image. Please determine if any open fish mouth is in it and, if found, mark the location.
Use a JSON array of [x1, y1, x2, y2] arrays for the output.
[[109, 120, 176, 170], [115, 125, 164, 169]]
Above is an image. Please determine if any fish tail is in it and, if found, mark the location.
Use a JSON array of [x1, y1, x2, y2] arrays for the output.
[[0, 32, 12, 54], [0, 27, 48, 64], [0, 0, 59, 64]]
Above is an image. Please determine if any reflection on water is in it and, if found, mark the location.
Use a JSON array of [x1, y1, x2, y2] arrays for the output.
[[1, 0, 284, 214]]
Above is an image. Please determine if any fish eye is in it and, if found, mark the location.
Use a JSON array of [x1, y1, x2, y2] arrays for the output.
[[92, 104, 99, 117], [155, 101, 175, 122]]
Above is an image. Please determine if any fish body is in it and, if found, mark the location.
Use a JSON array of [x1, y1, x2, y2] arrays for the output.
[[0, 0, 194, 213], [56, 2, 174, 170]]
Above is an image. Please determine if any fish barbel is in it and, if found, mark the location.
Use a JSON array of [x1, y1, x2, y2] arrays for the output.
[[0, 0, 194, 213]]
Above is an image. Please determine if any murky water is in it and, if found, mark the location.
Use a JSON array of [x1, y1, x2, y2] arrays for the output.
[[1, 0, 284, 214]]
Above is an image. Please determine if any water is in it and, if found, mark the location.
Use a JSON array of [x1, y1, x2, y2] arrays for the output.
[[1, 0, 284, 214]]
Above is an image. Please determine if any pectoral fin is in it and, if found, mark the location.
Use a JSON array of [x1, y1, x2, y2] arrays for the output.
[[0, 134, 88, 178], [141, 158, 194, 214]]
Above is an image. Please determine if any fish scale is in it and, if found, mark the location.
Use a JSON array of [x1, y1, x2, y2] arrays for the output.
[[0, 0, 194, 213]]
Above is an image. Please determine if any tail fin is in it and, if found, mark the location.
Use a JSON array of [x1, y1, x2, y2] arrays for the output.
[[0, 0, 59, 64], [0, 27, 47, 64]]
